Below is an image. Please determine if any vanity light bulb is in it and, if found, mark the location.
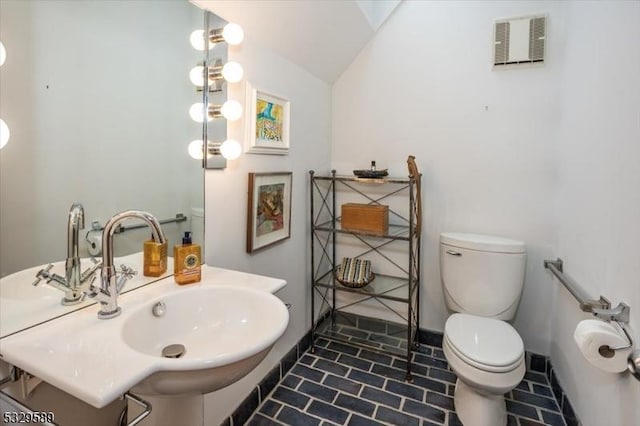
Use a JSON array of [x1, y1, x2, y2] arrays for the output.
[[0, 42, 6, 67], [221, 62, 244, 83], [189, 103, 211, 123], [188, 140, 204, 160], [0, 119, 9, 149], [222, 23, 244, 45], [189, 66, 205, 87], [220, 139, 242, 160], [220, 100, 243, 121], [189, 30, 211, 51]]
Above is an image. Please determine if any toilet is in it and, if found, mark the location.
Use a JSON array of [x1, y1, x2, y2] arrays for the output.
[[439, 232, 527, 426]]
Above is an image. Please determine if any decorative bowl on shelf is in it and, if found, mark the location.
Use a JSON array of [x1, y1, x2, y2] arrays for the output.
[[353, 169, 388, 179]]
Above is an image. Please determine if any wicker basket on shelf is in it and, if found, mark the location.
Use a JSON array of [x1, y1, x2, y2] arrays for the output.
[[335, 257, 375, 288]]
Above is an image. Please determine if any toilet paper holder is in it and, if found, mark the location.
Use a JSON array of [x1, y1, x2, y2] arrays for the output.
[[598, 321, 633, 356], [544, 257, 639, 381]]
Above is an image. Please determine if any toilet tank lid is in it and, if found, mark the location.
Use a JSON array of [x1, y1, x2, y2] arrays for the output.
[[440, 232, 525, 253]]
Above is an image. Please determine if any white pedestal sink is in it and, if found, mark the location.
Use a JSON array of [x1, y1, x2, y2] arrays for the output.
[[0, 265, 288, 425]]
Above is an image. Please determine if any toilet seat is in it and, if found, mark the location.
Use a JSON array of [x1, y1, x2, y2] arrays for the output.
[[444, 313, 524, 373]]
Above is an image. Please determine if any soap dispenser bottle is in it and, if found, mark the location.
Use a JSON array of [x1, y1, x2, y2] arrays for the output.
[[173, 231, 201, 285], [143, 234, 168, 277]]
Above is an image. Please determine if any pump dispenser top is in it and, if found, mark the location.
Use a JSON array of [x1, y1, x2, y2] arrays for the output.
[[174, 231, 201, 285]]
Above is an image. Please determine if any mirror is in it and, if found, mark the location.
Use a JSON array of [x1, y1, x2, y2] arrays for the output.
[[0, 1, 208, 337]]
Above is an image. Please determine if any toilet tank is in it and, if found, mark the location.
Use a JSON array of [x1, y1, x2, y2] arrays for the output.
[[440, 232, 526, 320]]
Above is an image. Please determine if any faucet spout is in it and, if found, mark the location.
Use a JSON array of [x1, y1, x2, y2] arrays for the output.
[[62, 203, 86, 304], [33, 203, 100, 305], [67, 203, 85, 259], [91, 210, 167, 319]]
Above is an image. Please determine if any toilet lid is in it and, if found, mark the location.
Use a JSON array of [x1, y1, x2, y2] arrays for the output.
[[445, 313, 524, 372]]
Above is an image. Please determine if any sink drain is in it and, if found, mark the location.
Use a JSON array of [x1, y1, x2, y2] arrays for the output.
[[162, 344, 186, 359]]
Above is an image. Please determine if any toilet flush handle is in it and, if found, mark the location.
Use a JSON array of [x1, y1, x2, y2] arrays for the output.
[[446, 250, 462, 257]]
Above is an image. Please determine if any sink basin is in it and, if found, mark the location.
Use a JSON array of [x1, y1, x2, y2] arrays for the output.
[[121, 285, 289, 395]]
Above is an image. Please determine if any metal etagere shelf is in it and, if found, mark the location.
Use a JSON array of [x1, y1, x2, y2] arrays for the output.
[[309, 169, 421, 381]]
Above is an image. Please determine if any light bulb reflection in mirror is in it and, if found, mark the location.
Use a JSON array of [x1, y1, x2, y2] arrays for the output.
[[0, 118, 10, 149], [0, 42, 6, 67], [189, 103, 210, 123], [189, 66, 205, 87], [188, 140, 204, 160], [189, 30, 210, 51]]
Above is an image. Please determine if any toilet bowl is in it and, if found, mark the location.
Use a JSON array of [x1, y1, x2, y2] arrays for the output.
[[439, 232, 527, 426], [443, 313, 525, 426]]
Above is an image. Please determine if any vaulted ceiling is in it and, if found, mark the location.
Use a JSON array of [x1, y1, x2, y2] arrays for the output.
[[191, 0, 401, 83]]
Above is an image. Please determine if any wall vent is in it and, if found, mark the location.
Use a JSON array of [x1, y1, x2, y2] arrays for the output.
[[493, 14, 546, 67]]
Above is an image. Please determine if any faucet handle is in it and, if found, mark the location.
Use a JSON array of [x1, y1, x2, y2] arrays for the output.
[[116, 264, 137, 293], [118, 264, 137, 280], [32, 264, 54, 286]]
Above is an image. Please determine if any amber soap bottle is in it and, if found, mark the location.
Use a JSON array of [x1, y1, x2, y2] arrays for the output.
[[143, 235, 168, 277], [173, 231, 201, 285]]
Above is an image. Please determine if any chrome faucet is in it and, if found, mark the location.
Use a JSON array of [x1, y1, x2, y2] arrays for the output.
[[85, 210, 166, 319], [33, 203, 102, 305]]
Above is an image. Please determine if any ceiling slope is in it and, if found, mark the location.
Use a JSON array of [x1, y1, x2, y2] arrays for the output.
[[191, 0, 401, 83]]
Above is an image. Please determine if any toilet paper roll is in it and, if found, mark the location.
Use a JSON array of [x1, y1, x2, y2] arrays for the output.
[[87, 233, 102, 257], [573, 319, 632, 373]]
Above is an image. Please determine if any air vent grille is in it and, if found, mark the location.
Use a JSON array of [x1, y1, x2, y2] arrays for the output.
[[494, 21, 510, 65], [493, 15, 546, 67], [529, 17, 546, 62]]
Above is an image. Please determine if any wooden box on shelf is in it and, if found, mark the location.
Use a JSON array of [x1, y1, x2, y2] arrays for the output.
[[341, 203, 389, 235]]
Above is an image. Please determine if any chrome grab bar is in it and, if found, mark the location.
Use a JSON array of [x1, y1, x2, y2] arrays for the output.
[[88, 213, 187, 235], [543, 258, 630, 323]]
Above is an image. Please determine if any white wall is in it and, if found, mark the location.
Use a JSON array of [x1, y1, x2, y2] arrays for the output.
[[333, 1, 640, 424], [201, 40, 332, 424], [551, 2, 640, 425], [332, 0, 564, 355], [0, 1, 204, 277]]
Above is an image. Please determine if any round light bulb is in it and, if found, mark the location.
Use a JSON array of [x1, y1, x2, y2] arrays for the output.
[[0, 119, 10, 149], [189, 66, 205, 87], [221, 61, 244, 83], [220, 139, 242, 160], [189, 103, 211, 122], [188, 140, 204, 160], [189, 30, 211, 51], [222, 23, 244, 45], [0, 42, 6, 67], [220, 100, 242, 121]]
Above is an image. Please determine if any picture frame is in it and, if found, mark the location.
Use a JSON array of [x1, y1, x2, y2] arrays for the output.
[[247, 172, 293, 253], [245, 82, 290, 155]]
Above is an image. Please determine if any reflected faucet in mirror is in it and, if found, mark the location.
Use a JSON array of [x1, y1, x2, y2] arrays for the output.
[[85, 210, 167, 319], [32, 203, 102, 305]]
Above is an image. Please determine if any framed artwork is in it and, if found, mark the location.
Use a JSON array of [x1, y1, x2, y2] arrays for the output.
[[245, 82, 290, 155], [247, 172, 293, 253]]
